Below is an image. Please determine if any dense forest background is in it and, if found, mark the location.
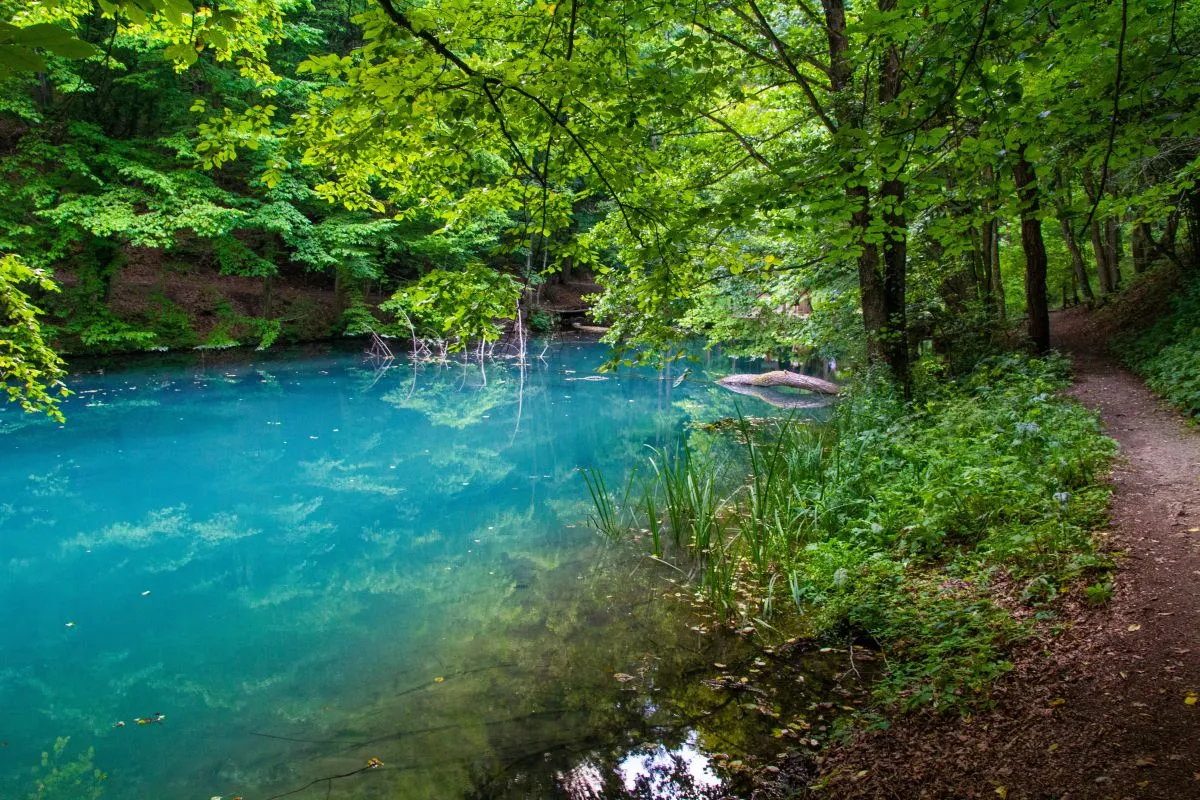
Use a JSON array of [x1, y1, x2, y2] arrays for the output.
[[1, 0, 1198, 417]]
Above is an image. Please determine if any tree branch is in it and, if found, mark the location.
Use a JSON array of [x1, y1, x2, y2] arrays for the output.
[[1078, 0, 1127, 239], [372, 0, 646, 244]]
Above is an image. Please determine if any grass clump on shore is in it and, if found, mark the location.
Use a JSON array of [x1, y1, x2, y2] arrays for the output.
[[588, 354, 1115, 713]]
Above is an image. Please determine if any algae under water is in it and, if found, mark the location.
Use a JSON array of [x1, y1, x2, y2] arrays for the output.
[[0, 340, 843, 799]]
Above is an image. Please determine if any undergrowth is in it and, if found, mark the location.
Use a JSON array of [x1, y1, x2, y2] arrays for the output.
[[587, 354, 1115, 714], [1113, 272, 1200, 416]]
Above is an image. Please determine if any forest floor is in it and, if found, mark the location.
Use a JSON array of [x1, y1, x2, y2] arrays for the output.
[[813, 306, 1200, 799]]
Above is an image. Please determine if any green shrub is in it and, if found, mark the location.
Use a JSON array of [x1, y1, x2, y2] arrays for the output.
[[1115, 277, 1200, 415]]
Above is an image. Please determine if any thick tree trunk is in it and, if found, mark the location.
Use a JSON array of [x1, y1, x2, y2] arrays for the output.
[[1012, 148, 1050, 353], [824, 0, 908, 391]]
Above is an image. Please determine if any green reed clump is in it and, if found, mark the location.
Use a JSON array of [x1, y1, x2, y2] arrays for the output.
[[586, 353, 1116, 713]]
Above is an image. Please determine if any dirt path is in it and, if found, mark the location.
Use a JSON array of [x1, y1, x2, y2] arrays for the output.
[[818, 308, 1200, 799]]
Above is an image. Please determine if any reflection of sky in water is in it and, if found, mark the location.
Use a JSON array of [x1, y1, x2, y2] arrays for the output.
[[619, 732, 721, 794], [0, 342, 829, 799]]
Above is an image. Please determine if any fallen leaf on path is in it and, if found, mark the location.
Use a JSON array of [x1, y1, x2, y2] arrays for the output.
[[1128, 624, 1142, 632], [1185, 692, 1198, 706], [1135, 756, 1156, 766], [995, 787, 1007, 799]]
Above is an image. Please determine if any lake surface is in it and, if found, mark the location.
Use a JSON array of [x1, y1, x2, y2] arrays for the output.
[[0, 339, 839, 800]]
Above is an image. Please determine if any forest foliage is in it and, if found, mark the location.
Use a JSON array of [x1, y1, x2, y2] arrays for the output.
[[0, 0, 1195, 410]]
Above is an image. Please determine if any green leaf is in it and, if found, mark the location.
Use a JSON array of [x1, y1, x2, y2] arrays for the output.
[[0, 45, 47, 73]]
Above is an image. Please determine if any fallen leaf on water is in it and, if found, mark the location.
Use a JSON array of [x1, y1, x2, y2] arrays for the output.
[[433, 676, 444, 684], [1128, 624, 1141, 632], [613, 673, 635, 682]]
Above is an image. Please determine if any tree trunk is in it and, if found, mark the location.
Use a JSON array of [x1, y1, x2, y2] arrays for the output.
[[1132, 220, 1152, 273], [875, 27, 908, 390], [1105, 217, 1122, 287], [991, 219, 1005, 319], [824, 0, 908, 391], [1089, 219, 1113, 293], [1012, 147, 1050, 353], [1058, 216, 1095, 302], [1052, 168, 1094, 303], [1184, 184, 1200, 265]]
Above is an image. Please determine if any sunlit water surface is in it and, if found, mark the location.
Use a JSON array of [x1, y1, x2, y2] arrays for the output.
[[0, 340, 837, 800]]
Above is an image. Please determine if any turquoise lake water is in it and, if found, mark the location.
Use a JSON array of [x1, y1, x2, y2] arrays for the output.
[[0, 340, 837, 800]]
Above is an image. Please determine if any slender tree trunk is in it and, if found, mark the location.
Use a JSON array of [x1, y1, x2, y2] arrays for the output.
[[992, 219, 1006, 320], [1012, 147, 1050, 353], [1164, 209, 1180, 258], [975, 225, 993, 305], [1052, 168, 1094, 302], [1090, 219, 1114, 293], [1183, 185, 1200, 264], [1105, 217, 1122, 287], [1132, 220, 1152, 273], [1058, 216, 1095, 302]]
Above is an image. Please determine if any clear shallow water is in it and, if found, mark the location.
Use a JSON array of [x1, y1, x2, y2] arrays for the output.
[[0, 340, 836, 800]]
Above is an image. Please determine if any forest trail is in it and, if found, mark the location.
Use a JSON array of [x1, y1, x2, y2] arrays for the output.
[[821, 307, 1200, 799]]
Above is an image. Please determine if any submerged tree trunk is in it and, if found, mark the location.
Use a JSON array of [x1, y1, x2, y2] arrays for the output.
[[1012, 147, 1050, 353]]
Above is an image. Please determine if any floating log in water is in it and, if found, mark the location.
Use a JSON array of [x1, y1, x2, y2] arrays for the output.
[[571, 321, 611, 333], [717, 383, 835, 410], [717, 370, 840, 396]]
